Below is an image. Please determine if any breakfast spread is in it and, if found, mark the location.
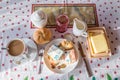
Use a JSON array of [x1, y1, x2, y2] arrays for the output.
[[47, 40, 77, 69], [1, 0, 117, 78], [33, 28, 52, 44], [30, 9, 112, 74]]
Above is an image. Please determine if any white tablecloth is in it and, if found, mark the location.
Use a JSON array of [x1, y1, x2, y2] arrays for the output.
[[0, 0, 120, 80]]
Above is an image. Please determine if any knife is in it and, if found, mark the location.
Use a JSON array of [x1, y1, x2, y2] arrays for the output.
[[78, 42, 93, 77]]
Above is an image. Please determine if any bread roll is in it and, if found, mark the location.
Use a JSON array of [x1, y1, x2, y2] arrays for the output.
[[33, 28, 52, 44]]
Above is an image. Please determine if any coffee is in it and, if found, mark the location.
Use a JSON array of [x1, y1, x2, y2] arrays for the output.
[[8, 40, 24, 56]]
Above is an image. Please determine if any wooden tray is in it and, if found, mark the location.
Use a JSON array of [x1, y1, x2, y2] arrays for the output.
[[31, 4, 99, 28]]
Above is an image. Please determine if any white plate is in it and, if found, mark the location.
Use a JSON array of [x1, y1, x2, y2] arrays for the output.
[[44, 38, 80, 74], [12, 38, 37, 65]]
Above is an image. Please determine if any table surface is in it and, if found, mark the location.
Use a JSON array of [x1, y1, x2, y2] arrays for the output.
[[0, 0, 120, 80]]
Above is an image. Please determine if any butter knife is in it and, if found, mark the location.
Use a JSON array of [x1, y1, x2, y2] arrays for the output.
[[78, 42, 93, 77]]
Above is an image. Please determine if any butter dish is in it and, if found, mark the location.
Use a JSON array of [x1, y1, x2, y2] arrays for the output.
[[87, 27, 111, 58]]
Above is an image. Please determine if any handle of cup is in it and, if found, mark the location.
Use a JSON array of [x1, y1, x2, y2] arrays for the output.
[[82, 32, 88, 37]]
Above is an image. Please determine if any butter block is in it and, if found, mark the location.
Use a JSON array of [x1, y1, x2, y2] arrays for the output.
[[90, 33, 108, 54], [47, 45, 64, 61]]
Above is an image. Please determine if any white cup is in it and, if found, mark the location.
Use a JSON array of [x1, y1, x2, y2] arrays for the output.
[[6, 38, 29, 64], [72, 18, 88, 37], [31, 10, 47, 28]]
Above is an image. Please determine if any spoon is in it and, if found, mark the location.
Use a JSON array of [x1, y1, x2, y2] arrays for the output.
[[38, 48, 44, 74], [1, 47, 9, 50]]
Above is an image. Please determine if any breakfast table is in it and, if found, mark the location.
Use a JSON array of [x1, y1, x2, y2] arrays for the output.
[[0, 0, 120, 80]]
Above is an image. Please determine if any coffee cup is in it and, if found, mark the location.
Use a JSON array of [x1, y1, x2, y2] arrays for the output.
[[6, 38, 29, 64], [72, 18, 88, 37]]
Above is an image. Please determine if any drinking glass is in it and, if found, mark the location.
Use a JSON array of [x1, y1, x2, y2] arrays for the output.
[[56, 14, 69, 33]]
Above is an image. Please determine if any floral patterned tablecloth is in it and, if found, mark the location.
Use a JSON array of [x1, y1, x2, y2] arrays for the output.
[[0, 0, 120, 80]]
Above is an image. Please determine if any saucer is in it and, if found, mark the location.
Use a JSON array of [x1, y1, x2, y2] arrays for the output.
[[12, 38, 37, 65]]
